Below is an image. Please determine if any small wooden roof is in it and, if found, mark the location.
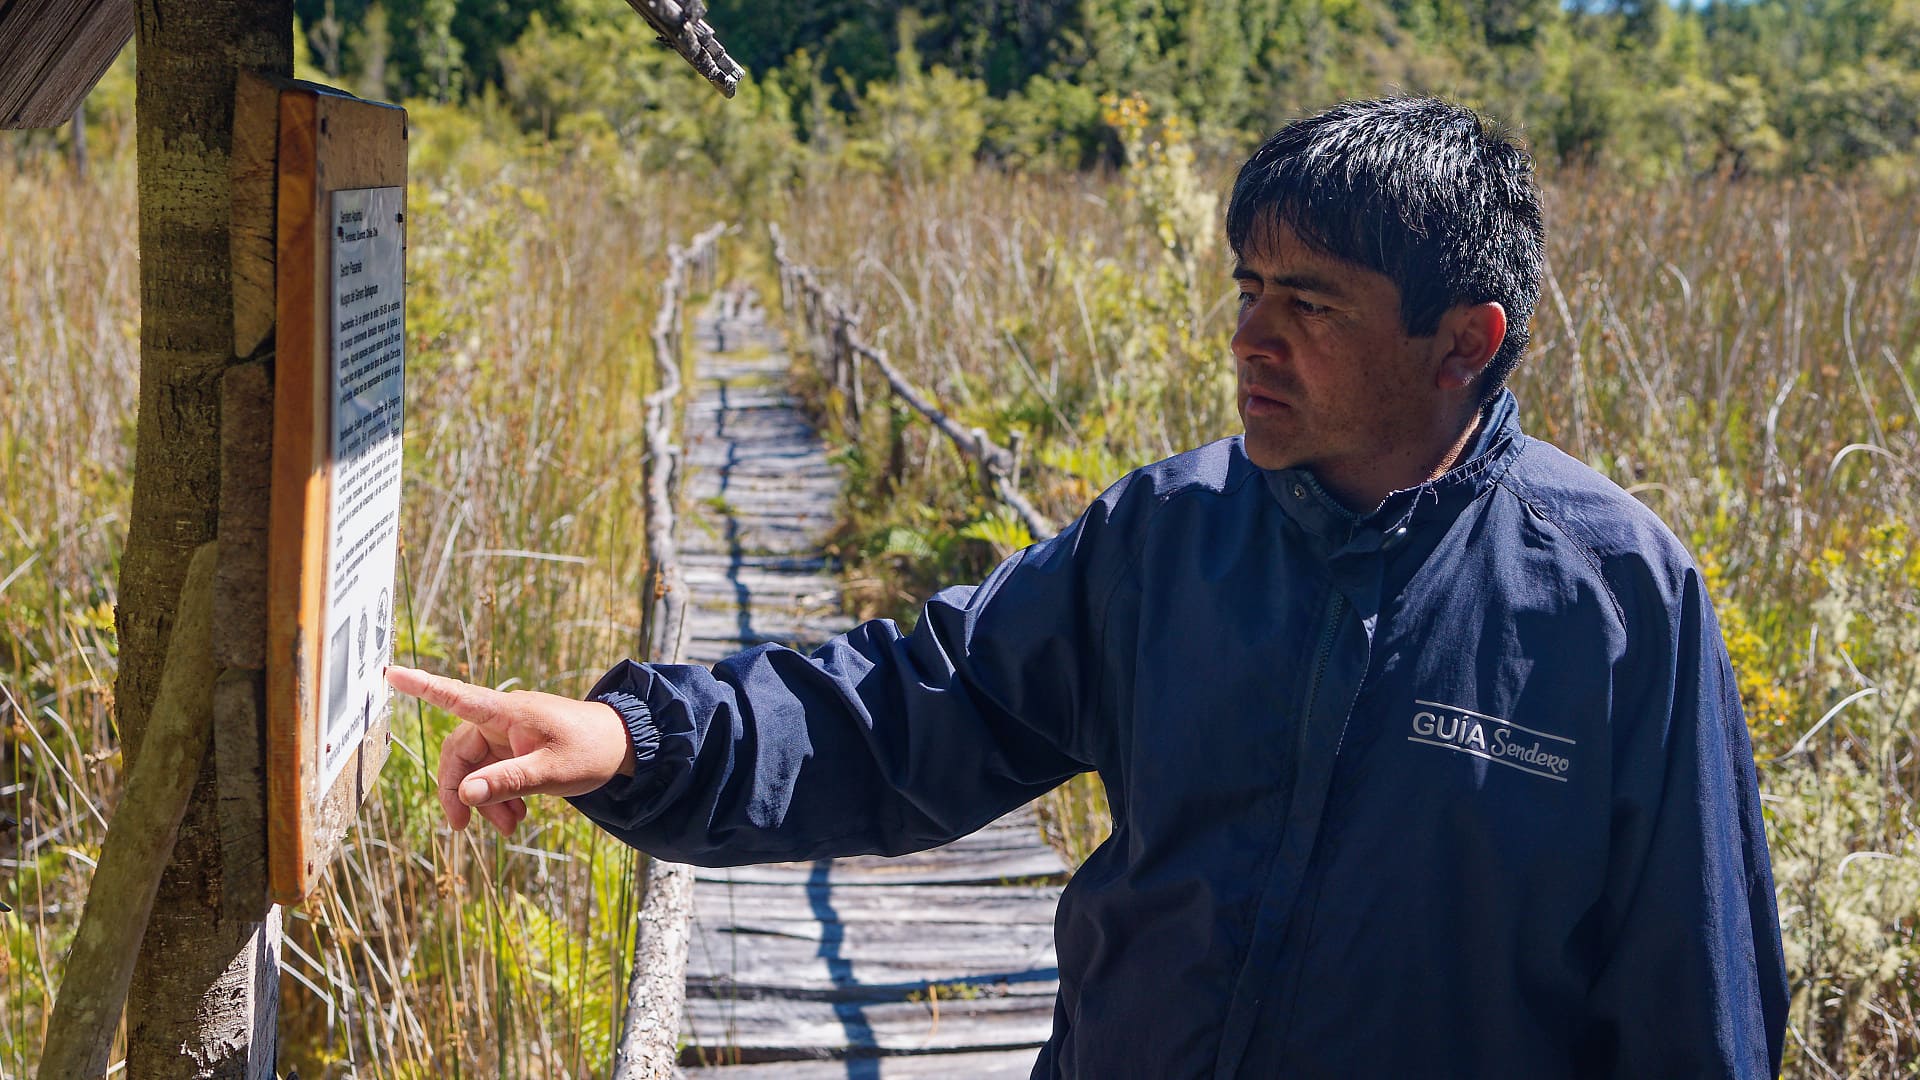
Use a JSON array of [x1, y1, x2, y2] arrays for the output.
[[0, 0, 133, 129]]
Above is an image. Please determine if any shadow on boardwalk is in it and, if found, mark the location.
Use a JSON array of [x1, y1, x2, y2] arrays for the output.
[[674, 288, 1063, 1078]]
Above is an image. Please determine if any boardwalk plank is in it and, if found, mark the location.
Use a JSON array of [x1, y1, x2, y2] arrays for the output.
[[683, 1047, 1041, 1077], [689, 916, 1058, 982], [693, 850, 1067, 888], [682, 992, 1055, 1065], [684, 882, 1060, 925]]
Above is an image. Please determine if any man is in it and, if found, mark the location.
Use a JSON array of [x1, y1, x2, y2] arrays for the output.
[[390, 97, 1788, 1076]]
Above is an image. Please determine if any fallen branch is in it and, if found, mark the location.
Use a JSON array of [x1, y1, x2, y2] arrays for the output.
[[769, 223, 1055, 540], [622, 0, 746, 98], [39, 542, 219, 1080], [613, 220, 726, 1080]]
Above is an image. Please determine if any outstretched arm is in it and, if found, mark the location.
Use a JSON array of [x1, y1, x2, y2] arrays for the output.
[[392, 480, 1141, 861]]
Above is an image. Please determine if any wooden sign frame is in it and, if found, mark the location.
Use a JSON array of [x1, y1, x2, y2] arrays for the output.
[[263, 79, 407, 905]]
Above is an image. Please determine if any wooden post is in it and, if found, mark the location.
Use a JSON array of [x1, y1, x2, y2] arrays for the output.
[[116, 4, 293, 1075]]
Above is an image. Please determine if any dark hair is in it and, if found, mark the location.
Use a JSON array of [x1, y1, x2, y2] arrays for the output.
[[1226, 97, 1545, 404]]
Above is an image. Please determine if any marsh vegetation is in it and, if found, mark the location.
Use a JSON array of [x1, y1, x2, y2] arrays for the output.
[[5, 5, 1920, 1072]]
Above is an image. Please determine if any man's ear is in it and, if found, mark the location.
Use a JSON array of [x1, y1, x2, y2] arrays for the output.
[[1433, 302, 1508, 393]]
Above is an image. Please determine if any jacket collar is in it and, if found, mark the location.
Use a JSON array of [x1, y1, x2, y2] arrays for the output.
[[1262, 390, 1525, 557]]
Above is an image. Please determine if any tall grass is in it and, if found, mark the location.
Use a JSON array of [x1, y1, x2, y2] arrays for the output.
[[0, 135, 710, 1076], [775, 143, 1920, 1074], [1, 149, 140, 1076]]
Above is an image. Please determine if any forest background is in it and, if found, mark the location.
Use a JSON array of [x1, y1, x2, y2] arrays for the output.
[[4, 0, 1920, 1077]]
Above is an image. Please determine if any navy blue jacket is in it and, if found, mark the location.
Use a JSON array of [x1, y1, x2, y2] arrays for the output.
[[570, 392, 1789, 1077]]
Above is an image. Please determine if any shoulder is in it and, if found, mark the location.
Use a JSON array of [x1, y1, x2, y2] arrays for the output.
[[1496, 436, 1700, 628], [1028, 436, 1261, 586], [1093, 436, 1262, 526]]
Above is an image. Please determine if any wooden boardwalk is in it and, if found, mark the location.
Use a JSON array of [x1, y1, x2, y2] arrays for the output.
[[674, 288, 1064, 1077]]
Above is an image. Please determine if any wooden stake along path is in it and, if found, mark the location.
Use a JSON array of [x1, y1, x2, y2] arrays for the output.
[[676, 289, 1065, 1076]]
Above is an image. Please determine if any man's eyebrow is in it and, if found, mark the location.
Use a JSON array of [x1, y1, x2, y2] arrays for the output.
[[1230, 265, 1350, 298]]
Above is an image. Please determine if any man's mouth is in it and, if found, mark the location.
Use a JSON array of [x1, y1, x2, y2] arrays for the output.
[[1242, 384, 1289, 416]]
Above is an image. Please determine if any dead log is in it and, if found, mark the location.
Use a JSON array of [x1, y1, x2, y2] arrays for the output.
[[621, 0, 746, 98], [38, 542, 218, 1080], [614, 221, 727, 1080], [768, 224, 1055, 541]]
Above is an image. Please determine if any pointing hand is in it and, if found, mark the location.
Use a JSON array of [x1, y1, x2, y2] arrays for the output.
[[385, 665, 636, 836]]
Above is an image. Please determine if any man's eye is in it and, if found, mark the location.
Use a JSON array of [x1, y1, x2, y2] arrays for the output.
[[1237, 291, 1257, 309], [1294, 298, 1329, 315]]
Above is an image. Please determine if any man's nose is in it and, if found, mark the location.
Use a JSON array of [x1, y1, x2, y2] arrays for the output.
[[1230, 298, 1285, 364]]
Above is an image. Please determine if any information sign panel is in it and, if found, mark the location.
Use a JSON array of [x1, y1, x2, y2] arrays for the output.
[[319, 186, 404, 792], [264, 83, 407, 904]]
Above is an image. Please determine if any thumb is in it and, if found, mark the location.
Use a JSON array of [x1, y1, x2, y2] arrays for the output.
[[460, 747, 560, 807]]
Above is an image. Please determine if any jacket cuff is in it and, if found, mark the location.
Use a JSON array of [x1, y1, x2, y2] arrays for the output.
[[599, 688, 660, 776], [566, 660, 677, 826]]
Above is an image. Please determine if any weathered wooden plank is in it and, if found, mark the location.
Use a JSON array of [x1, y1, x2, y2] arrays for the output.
[[683, 476, 840, 496], [684, 455, 838, 470], [687, 882, 1060, 927], [694, 850, 1068, 888], [682, 991, 1055, 1066], [682, 436, 830, 456], [687, 505, 840, 526], [719, 814, 1052, 862], [714, 821, 1054, 871], [680, 552, 836, 572], [687, 392, 807, 413], [681, 601, 843, 624], [682, 618, 850, 650], [682, 458, 842, 479], [690, 908, 1058, 957], [681, 574, 842, 602], [679, 572, 842, 601], [683, 1047, 1042, 1078], [691, 817, 1062, 880], [686, 921, 1058, 994]]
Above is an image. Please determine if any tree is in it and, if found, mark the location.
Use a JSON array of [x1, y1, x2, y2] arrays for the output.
[[116, 2, 292, 1073]]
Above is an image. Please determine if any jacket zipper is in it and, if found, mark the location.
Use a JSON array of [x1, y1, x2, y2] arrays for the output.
[[1217, 587, 1353, 1078], [1299, 590, 1347, 749]]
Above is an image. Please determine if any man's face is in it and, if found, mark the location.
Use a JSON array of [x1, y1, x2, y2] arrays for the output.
[[1230, 218, 1446, 487]]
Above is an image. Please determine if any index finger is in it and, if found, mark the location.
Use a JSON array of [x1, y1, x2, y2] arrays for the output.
[[387, 665, 509, 728]]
